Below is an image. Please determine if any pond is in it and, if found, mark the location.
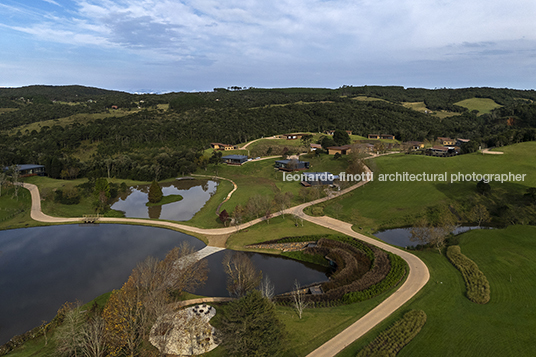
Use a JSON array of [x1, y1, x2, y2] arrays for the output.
[[191, 250, 330, 297], [373, 226, 493, 248], [110, 179, 218, 220], [0, 224, 205, 345], [0, 224, 330, 345]]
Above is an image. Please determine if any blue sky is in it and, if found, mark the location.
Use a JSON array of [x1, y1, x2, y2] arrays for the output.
[[1, 0, 535, 92]]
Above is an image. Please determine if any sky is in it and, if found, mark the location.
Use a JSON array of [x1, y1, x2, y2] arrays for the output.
[[1, 0, 535, 93]]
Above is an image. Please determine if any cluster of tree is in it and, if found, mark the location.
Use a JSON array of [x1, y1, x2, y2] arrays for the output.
[[2, 85, 536, 182], [53, 243, 208, 357]]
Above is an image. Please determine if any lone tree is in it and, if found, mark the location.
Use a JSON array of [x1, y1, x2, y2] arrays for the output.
[[148, 180, 163, 203], [218, 290, 286, 356], [410, 209, 458, 254], [223, 251, 262, 298], [476, 179, 491, 195], [333, 129, 351, 146]]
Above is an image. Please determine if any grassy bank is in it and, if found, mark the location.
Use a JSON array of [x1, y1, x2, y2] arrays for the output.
[[318, 141, 536, 231], [338, 225, 536, 357]]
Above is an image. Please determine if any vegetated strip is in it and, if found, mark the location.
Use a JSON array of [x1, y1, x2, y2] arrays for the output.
[[446, 245, 490, 304], [254, 234, 408, 305], [355, 310, 427, 357]]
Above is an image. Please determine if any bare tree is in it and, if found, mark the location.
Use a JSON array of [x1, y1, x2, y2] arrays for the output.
[[10, 165, 20, 198], [0, 172, 6, 197], [80, 316, 106, 357], [259, 275, 275, 300], [469, 204, 490, 227], [223, 251, 262, 298], [292, 280, 308, 319], [274, 191, 293, 217], [410, 210, 458, 255], [55, 302, 84, 357]]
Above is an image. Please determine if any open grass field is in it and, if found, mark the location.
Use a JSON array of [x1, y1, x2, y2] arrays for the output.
[[225, 214, 338, 250], [200, 152, 350, 215], [5, 110, 138, 135], [402, 101, 461, 119], [0, 187, 36, 230], [318, 142, 536, 232], [338, 225, 536, 357], [454, 97, 503, 115]]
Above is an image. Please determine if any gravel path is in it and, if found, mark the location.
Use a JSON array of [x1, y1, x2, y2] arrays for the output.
[[20, 154, 428, 356]]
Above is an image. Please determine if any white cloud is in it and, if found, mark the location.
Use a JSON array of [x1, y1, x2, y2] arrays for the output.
[[2, 0, 536, 90], [42, 0, 61, 6]]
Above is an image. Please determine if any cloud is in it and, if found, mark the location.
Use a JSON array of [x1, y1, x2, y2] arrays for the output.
[[1, 0, 536, 90], [42, 0, 61, 6]]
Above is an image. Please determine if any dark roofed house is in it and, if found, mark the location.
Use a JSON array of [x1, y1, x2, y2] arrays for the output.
[[274, 159, 310, 171], [222, 155, 248, 165], [368, 134, 380, 139], [380, 134, 395, 140], [437, 137, 455, 145], [456, 138, 470, 146], [405, 141, 424, 150], [4, 164, 46, 177], [301, 172, 339, 186], [327, 145, 352, 155]]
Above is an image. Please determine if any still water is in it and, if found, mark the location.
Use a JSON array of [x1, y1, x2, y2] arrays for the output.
[[192, 250, 330, 297], [373, 226, 492, 247], [110, 179, 218, 220], [0, 224, 330, 345], [0, 224, 205, 345]]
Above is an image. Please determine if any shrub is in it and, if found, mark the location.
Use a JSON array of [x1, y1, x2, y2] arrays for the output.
[[447, 245, 490, 304], [356, 310, 427, 357]]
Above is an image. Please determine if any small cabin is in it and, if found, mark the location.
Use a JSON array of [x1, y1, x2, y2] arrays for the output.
[[3, 164, 46, 177], [367, 134, 380, 139], [274, 159, 310, 171], [285, 133, 304, 140], [310, 143, 322, 151], [437, 137, 455, 146], [327, 145, 352, 155], [405, 141, 424, 150], [380, 134, 395, 140], [301, 172, 338, 186], [222, 155, 248, 165]]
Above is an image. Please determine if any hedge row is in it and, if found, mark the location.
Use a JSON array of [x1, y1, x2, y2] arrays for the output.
[[272, 235, 408, 304], [446, 245, 491, 304], [342, 253, 406, 303], [356, 310, 427, 357], [280, 251, 330, 267]]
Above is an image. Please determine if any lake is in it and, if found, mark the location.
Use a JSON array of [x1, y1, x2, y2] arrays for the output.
[[110, 179, 218, 220], [0, 224, 205, 345], [0, 224, 329, 345]]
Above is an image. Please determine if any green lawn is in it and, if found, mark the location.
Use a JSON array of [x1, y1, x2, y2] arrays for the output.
[[454, 98, 503, 115], [318, 142, 536, 231], [338, 225, 536, 357], [198, 152, 350, 217], [225, 215, 339, 250], [0, 186, 36, 230]]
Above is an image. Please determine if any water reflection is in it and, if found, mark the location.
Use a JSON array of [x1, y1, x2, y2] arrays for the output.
[[373, 226, 493, 248], [191, 251, 330, 297], [111, 179, 218, 220], [0, 224, 205, 345]]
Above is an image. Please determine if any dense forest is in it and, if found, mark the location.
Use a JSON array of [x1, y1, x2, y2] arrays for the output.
[[2, 85, 536, 181]]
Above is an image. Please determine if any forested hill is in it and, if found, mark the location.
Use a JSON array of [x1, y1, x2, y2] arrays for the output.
[[1, 85, 536, 181]]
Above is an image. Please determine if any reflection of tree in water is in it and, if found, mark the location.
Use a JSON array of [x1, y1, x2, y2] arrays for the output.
[[148, 204, 162, 219], [202, 181, 209, 192]]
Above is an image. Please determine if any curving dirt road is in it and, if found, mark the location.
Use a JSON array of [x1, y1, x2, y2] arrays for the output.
[[20, 159, 429, 356]]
